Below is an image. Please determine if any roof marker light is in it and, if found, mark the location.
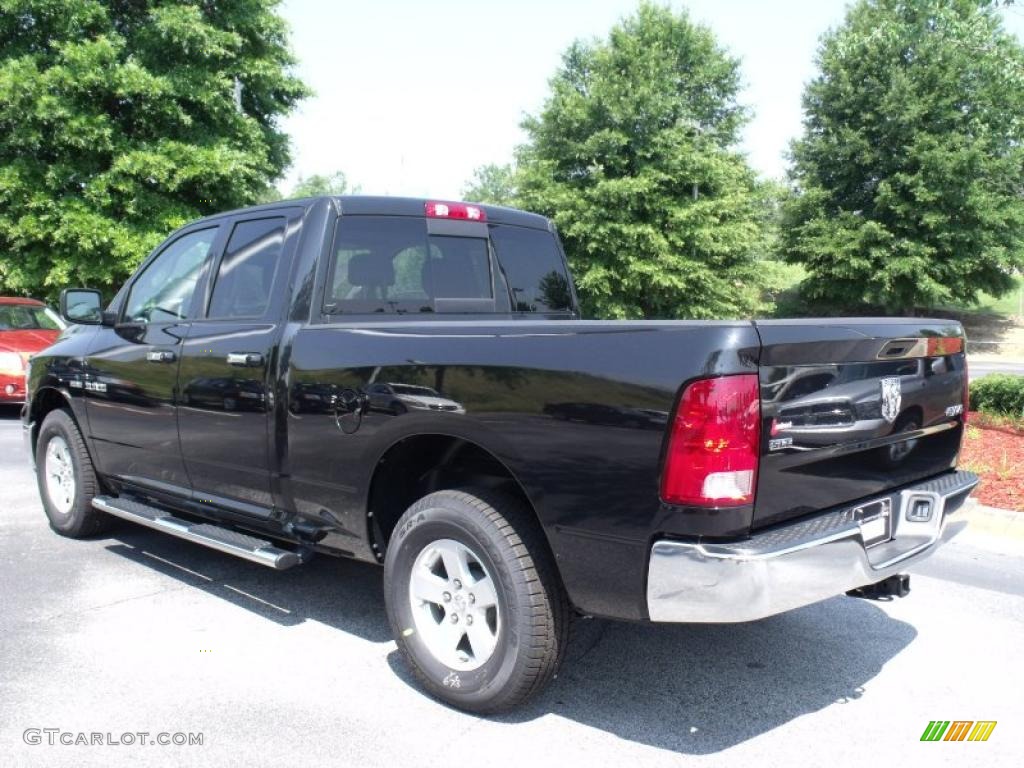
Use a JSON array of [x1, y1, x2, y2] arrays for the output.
[[425, 201, 486, 221]]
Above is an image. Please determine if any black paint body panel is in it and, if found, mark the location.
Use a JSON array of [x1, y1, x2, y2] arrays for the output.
[[753, 319, 966, 528], [283, 318, 760, 619]]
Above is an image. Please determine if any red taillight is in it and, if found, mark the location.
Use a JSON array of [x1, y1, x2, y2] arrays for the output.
[[425, 201, 486, 221], [660, 374, 761, 507], [926, 336, 963, 356]]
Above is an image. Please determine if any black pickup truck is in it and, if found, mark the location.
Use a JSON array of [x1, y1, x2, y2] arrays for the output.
[[24, 196, 976, 712]]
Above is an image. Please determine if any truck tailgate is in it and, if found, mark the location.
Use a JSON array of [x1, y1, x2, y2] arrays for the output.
[[753, 319, 968, 529]]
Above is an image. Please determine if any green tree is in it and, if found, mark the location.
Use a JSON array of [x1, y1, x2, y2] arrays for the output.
[[462, 163, 516, 206], [782, 0, 1024, 313], [515, 3, 765, 319], [0, 0, 309, 300], [290, 170, 357, 198]]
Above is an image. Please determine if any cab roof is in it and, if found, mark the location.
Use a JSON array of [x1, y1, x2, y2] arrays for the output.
[[192, 196, 553, 231], [0, 296, 45, 306]]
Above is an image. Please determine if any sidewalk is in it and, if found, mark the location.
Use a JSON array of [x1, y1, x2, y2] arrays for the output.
[[960, 499, 1024, 549]]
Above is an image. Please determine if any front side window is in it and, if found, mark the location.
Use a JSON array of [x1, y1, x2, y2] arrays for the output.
[[124, 228, 217, 323], [327, 217, 492, 313], [208, 217, 286, 319]]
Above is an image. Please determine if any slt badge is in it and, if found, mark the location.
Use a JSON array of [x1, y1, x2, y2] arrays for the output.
[[880, 377, 902, 424]]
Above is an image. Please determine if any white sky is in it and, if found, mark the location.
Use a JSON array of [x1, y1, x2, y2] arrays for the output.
[[277, 0, 1024, 199]]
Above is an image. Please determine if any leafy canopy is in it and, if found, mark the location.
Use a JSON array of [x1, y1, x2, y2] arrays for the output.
[[0, 0, 309, 300], [462, 163, 516, 207], [514, 3, 766, 320], [781, 0, 1024, 313], [289, 170, 357, 198]]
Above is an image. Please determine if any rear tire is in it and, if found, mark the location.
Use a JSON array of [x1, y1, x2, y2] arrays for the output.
[[36, 409, 111, 538], [383, 488, 569, 713]]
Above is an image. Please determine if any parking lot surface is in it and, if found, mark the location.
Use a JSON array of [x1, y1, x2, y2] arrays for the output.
[[1, 406, 1022, 767]]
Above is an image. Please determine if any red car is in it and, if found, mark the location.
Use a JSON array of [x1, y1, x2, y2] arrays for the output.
[[0, 297, 65, 404]]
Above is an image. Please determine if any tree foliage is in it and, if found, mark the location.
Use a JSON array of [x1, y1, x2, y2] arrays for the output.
[[514, 3, 766, 319], [0, 0, 309, 299], [782, 0, 1024, 313], [462, 163, 516, 207], [289, 170, 356, 198]]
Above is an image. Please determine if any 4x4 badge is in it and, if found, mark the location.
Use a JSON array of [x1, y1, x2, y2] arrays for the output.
[[880, 377, 902, 424]]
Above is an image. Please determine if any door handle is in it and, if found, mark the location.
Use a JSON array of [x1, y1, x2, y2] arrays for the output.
[[146, 350, 176, 363], [226, 352, 264, 367]]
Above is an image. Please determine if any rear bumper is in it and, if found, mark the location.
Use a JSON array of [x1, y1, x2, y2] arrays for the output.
[[646, 470, 978, 623]]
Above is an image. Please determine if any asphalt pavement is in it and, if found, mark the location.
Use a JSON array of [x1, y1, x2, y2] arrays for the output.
[[1, 405, 1022, 767]]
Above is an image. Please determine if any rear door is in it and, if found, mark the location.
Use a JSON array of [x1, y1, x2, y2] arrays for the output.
[[85, 225, 223, 493], [754, 319, 968, 528], [176, 210, 299, 517]]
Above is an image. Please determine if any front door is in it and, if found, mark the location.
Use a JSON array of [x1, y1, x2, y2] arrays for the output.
[[84, 225, 222, 494], [177, 212, 296, 516]]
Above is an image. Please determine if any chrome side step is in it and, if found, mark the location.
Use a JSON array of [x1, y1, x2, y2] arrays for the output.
[[92, 496, 302, 570]]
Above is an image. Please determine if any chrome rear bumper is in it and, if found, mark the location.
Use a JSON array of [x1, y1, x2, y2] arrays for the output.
[[646, 471, 978, 623]]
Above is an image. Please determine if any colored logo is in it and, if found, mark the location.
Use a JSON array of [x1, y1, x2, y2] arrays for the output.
[[920, 721, 997, 742]]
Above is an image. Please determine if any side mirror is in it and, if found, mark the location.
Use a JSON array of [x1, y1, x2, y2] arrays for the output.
[[59, 288, 105, 325]]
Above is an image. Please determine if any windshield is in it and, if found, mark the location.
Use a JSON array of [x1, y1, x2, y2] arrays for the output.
[[0, 304, 65, 331]]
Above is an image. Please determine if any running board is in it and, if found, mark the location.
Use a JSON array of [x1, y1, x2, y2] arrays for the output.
[[92, 496, 303, 570]]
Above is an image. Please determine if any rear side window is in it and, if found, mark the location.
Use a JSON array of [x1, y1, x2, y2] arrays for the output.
[[489, 225, 573, 313], [208, 217, 287, 319], [327, 216, 492, 313]]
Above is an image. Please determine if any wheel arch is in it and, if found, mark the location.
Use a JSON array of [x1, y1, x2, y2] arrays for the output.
[[29, 387, 93, 467], [896, 404, 925, 430], [365, 433, 551, 564]]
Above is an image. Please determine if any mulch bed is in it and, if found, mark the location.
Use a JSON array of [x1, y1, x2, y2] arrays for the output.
[[960, 413, 1024, 511], [967, 410, 1024, 437]]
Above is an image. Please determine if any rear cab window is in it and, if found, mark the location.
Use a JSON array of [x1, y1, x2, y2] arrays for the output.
[[324, 215, 574, 316], [489, 224, 574, 314]]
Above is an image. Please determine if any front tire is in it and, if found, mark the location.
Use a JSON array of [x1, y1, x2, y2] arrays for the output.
[[383, 488, 569, 713], [36, 409, 110, 538]]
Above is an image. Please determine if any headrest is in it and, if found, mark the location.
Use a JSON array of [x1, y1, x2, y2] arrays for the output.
[[347, 253, 394, 287]]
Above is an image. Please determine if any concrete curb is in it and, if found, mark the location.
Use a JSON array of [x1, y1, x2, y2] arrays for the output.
[[962, 499, 1024, 541]]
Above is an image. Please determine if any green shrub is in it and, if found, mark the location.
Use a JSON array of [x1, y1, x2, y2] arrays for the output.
[[969, 374, 1024, 416]]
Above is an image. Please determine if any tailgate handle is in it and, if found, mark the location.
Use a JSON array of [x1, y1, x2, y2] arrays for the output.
[[227, 352, 264, 367], [878, 338, 919, 358]]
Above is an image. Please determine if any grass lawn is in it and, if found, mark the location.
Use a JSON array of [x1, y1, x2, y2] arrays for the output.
[[762, 262, 1023, 323], [963, 275, 1024, 318]]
